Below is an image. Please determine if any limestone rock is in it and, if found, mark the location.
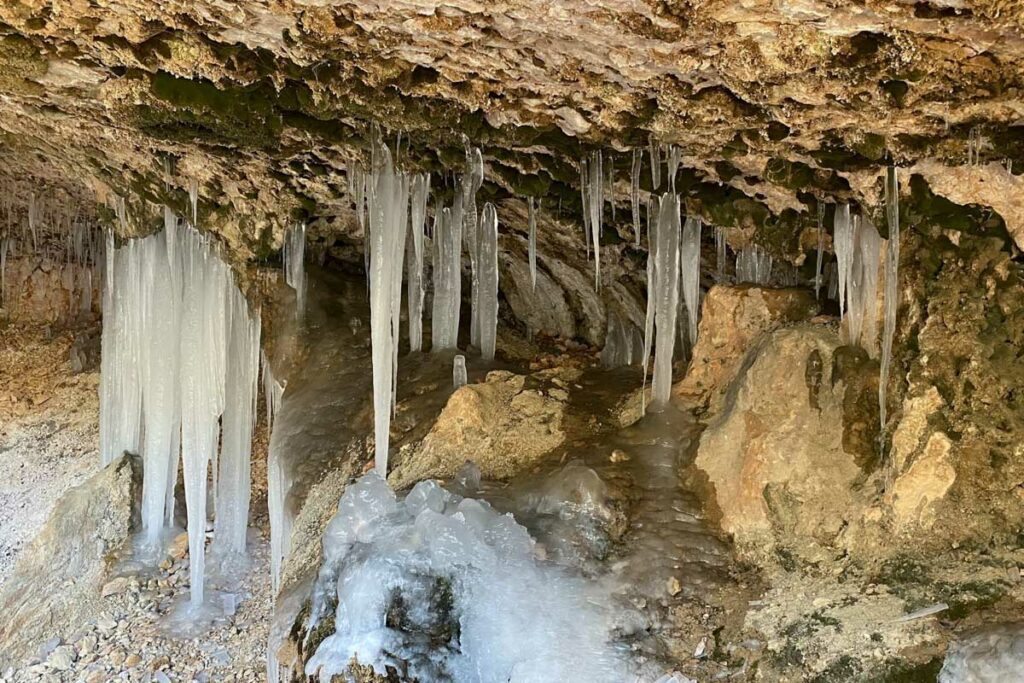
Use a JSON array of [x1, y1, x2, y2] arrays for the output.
[[388, 370, 568, 490], [674, 285, 819, 413], [0, 454, 139, 669], [693, 326, 867, 565], [887, 432, 956, 531]]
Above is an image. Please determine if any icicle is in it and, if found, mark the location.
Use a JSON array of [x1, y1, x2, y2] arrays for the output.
[[432, 192, 463, 351], [844, 214, 882, 352], [283, 223, 307, 318], [680, 216, 701, 346], [580, 158, 591, 261], [834, 204, 853, 319], [366, 138, 409, 476], [880, 167, 900, 431], [407, 173, 430, 352], [607, 156, 615, 224], [528, 197, 537, 291], [714, 226, 726, 282], [631, 149, 642, 247], [648, 138, 661, 190], [585, 151, 604, 290], [453, 355, 468, 388], [477, 203, 499, 361], [666, 145, 681, 192], [736, 245, 773, 284], [351, 165, 369, 277], [651, 193, 681, 408], [463, 144, 484, 348], [188, 179, 199, 227], [213, 289, 261, 563], [815, 203, 825, 299], [600, 311, 642, 368]]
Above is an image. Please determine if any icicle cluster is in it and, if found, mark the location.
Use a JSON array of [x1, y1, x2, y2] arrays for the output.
[[366, 138, 409, 477], [880, 166, 901, 431], [600, 311, 644, 368], [99, 211, 261, 611], [835, 204, 883, 353], [283, 223, 306, 318], [735, 245, 773, 285]]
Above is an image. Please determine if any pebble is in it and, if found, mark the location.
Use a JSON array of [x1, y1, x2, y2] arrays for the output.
[[46, 646, 75, 671], [610, 449, 630, 463], [124, 653, 142, 667], [150, 655, 170, 671], [102, 577, 131, 597]]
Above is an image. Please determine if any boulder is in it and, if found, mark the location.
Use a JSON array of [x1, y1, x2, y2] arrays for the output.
[[674, 285, 818, 413], [693, 326, 875, 565], [388, 370, 568, 490], [0, 454, 139, 669]]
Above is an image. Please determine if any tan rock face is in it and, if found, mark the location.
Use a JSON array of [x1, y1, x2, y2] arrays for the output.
[[694, 325, 867, 564], [0, 454, 139, 669], [1, 257, 101, 324], [388, 369, 568, 489], [887, 431, 956, 531], [674, 284, 819, 413]]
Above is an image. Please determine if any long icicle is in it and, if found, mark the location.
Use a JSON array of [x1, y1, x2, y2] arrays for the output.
[[478, 203, 499, 361], [528, 197, 538, 291], [407, 173, 430, 351], [631, 149, 642, 247], [815, 202, 825, 299], [651, 192, 680, 408], [880, 167, 900, 431]]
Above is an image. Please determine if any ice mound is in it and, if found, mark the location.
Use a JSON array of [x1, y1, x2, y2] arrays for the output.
[[939, 622, 1024, 682], [305, 473, 636, 682]]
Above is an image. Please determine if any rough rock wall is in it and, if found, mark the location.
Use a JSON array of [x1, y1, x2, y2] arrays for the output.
[[1, 257, 101, 325]]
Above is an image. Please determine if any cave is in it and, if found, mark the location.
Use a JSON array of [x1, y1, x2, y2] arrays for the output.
[[0, 2, 1023, 682]]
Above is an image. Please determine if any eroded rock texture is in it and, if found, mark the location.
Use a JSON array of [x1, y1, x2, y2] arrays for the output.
[[0, 0, 1021, 265]]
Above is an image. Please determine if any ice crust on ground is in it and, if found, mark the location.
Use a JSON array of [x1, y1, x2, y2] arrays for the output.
[[306, 472, 639, 683]]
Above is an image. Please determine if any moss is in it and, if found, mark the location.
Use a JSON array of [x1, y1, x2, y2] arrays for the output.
[[877, 658, 944, 683]]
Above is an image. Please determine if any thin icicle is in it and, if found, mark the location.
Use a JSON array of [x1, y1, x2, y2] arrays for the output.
[[666, 145, 681, 192], [189, 179, 199, 227], [736, 245, 773, 284], [585, 151, 604, 290], [834, 204, 853, 319], [477, 203, 499, 361], [680, 216, 701, 346], [432, 194, 463, 351], [815, 203, 826, 299], [528, 197, 538, 291], [648, 137, 661, 190], [631, 149, 642, 247], [880, 167, 900, 431], [580, 157, 591, 261], [407, 173, 430, 352], [640, 195, 660, 416], [715, 226, 727, 282]]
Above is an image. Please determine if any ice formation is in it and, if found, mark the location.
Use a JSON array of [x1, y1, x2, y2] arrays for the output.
[[631, 148, 642, 246], [650, 193, 681, 408], [714, 226, 727, 281], [680, 216, 700, 346], [477, 202, 499, 361], [527, 197, 537, 291], [842, 214, 882, 353], [99, 210, 261, 612], [833, 203, 853, 319], [463, 144, 485, 348], [407, 173, 430, 352], [581, 151, 604, 289], [366, 139, 409, 476], [815, 203, 826, 299], [939, 622, 1024, 682], [880, 167, 901, 429], [735, 245, 773, 285], [283, 223, 307, 318], [601, 311, 643, 368], [453, 354, 468, 388], [649, 137, 662, 190], [431, 194, 464, 351], [305, 473, 635, 683]]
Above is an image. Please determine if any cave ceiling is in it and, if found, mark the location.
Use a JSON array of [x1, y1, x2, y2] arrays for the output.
[[0, 0, 1022, 260]]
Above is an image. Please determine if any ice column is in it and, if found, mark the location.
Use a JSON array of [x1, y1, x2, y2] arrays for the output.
[[880, 167, 900, 430], [477, 202, 499, 361], [213, 288, 261, 561], [431, 196, 463, 351], [528, 197, 538, 291], [453, 355, 468, 388], [463, 145, 484, 348], [283, 223, 306, 318], [650, 193, 681, 408], [680, 216, 701, 346], [366, 140, 409, 476], [407, 173, 430, 351]]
